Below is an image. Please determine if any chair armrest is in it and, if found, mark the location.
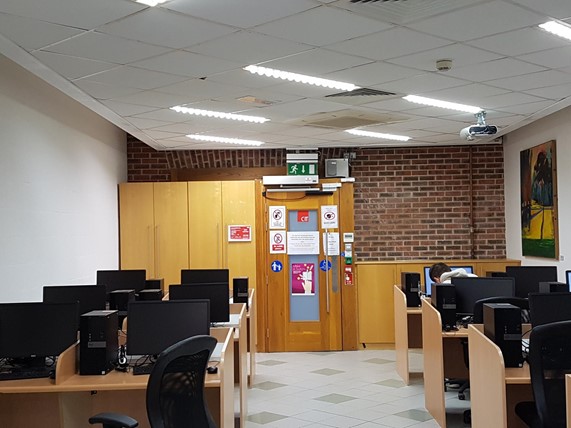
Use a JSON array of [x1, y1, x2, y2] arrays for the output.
[[88, 412, 139, 428]]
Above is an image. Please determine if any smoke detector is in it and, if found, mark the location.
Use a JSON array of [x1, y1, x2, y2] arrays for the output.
[[436, 59, 452, 72]]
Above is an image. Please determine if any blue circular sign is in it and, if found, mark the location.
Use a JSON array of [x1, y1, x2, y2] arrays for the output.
[[320, 260, 332, 272], [271, 260, 283, 272]]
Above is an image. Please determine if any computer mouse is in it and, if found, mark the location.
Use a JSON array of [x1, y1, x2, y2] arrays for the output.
[[207, 366, 218, 374]]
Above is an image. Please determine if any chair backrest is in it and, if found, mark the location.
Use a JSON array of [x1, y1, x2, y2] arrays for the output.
[[146, 335, 217, 428], [528, 320, 571, 428], [472, 296, 529, 324]]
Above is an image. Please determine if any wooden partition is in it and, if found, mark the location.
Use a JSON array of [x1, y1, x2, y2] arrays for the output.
[[394, 285, 422, 385], [356, 259, 521, 344]]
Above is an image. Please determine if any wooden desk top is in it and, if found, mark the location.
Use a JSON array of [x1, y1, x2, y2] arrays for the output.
[[442, 327, 469, 338], [0, 328, 233, 394]]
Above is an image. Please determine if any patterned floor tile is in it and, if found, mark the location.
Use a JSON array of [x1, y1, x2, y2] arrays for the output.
[[311, 368, 345, 376], [313, 393, 356, 404]]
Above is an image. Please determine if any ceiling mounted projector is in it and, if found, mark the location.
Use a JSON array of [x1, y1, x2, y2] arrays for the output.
[[459, 111, 497, 141]]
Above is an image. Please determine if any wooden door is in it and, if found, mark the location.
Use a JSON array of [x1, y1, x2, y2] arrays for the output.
[[153, 182, 189, 287], [188, 181, 223, 268], [265, 191, 343, 352], [119, 183, 155, 277]]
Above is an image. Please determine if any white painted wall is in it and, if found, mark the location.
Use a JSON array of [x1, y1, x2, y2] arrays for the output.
[[503, 106, 571, 282], [0, 55, 127, 302]]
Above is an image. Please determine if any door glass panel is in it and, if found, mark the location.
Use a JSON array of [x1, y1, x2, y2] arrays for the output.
[[289, 210, 319, 322]]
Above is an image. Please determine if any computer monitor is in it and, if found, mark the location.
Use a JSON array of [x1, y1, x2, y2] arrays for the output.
[[0, 302, 79, 361], [43, 285, 107, 322], [423, 265, 474, 296], [169, 282, 230, 323], [126, 300, 210, 357], [180, 269, 229, 285], [505, 266, 558, 298], [529, 292, 571, 327], [451, 277, 515, 316], [96, 270, 146, 294], [566, 270, 571, 289]]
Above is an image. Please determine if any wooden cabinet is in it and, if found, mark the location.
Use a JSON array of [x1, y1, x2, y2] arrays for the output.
[[119, 182, 189, 288], [120, 181, 257, 291]]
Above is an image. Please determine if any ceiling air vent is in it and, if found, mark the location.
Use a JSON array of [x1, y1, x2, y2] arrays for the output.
[[290, 109, 409, 129], [326, 88, 396, 98]]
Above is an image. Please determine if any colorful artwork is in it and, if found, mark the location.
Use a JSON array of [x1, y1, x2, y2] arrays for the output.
[[291, 263, 315, 295], [520, 140, 558, 259]]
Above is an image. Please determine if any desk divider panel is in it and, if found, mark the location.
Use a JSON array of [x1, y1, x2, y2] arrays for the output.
[[394, 285, 410, 385]]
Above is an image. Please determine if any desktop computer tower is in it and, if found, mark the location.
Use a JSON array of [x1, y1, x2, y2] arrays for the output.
[[109, 289, 135, 328], [137, 289, 163, 301], [233, 277, 249, 310], [483, 303, 523, 368], [80, 310, 118, 375], [145, 278, 164, 291], [538, 281, 569, 293], [432, 284, 456, 331], [401, 272, 421, 307]]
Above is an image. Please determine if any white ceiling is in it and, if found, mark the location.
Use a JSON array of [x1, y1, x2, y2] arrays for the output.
[[1, 0, 571, 150]]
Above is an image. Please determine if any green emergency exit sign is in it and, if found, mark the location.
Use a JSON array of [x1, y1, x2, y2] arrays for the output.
[[287, 163, 317, 175]]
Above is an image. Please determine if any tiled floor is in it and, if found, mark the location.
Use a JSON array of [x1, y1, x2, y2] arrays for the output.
[[246, 348, 470, 427]]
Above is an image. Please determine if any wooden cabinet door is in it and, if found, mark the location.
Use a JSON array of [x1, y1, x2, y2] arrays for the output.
[[222, 181, 257, 287], [153, 182, 189, 287], [119, 183, 155, 277], [188, 181, 223, 268]]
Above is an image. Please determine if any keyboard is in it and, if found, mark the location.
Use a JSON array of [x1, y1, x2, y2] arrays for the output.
[[132, 364, 154, 375], [0, 367, 52, 381]]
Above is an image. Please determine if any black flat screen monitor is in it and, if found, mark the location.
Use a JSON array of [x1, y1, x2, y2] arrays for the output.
[[566, 271, 571, 289], [529, 292, 571, 327], [127, 300, 210, 357], [451, 277, 515, 315], [43, 285, 106, 321], [0, 302, 79, 359], [180, 269, 229, 285], [169, 282, 230, 323], [97, 270, 146, 294], [505, 266, 558, 298], [423, 265, 474, 296]]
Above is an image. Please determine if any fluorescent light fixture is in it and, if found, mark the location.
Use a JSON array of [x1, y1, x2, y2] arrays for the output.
[[345, 128, 410, 142], [170, 105, 269, 123], [539, 21, 571, 42], [134, 0, 168, 6], [403, 95, 481, 114], [244, 65, 359, 92], [187, 134, 265, 147]]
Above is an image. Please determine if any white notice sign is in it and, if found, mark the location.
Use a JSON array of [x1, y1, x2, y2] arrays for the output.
[[323, 232, 340, 256], [287, 231, 320, 255], [321, 205, 338, 229], [269, 206, 286, 229], [269, 231, 286, 254]]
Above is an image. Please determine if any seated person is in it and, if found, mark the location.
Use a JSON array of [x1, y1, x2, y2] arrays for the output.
[[429, 262, 477, 284]]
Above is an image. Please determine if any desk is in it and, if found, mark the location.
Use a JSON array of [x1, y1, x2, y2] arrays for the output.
[[0, 328, 234, 428], [394, 285, 422, 385], [468, 324, 533, 428], [421, 299, 469, 428], [213, 303, 248, 428]]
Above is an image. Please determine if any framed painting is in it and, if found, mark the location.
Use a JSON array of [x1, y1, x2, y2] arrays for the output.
[[520, 140, 558, 259]]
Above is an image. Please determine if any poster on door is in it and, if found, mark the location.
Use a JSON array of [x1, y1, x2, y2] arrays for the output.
[[321, 205, 338, 229], [291, 263, 315, 295], [269, 231, 286, 254], [287, 231, 320, 255], [269, 206, 286, 229]]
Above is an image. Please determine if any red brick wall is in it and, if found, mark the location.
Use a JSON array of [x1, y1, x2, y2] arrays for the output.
[[127, 139, 505, 260]]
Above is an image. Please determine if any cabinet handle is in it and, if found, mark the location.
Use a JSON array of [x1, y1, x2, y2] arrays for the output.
[[155, 225, 160, 275]]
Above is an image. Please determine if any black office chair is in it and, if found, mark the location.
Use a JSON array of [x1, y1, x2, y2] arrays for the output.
[[89, 335, 218, 428], [515, 320, 571, 428]]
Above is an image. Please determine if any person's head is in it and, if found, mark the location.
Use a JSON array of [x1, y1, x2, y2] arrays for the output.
[[429, 262, 451, 284]]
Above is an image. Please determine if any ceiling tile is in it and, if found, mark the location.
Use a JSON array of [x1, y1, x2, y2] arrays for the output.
[[0, 13, 82, 51], [78, 65, 187, 90], [387, 43, 502, 71], [260, 48, 371, 75], [381, 72, 468, 94], [407, 1, 545, 42], [517, 45, 571, 69], [108, 90, 191, 108], [0, 0, 145, 29], [189, 31, 312, 65], [478, 92, 548, 109], [254, 6, 392, 46], [131, 51, 241, 78], [42, 32, 171, 64], [423, 83, 509, 105], [525, 82, 571, 100], [486, 69, 571, 91], [98, 8, 236, 49], [156, 78, 252, 101], [466, 27, 569, 57], [73, 80, 142, 100], [510, 0, 571, 19], [445, 58, 545, 82], [164, 0, 316, 29], [326, 61, 422, 87], [327, 27, 451, 61], [32, 51, 118, 80], [127, 117, 171, 130], [259, 98, 349, 120], [495, 99, 555, 115], [100, 100, 158, 116]]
